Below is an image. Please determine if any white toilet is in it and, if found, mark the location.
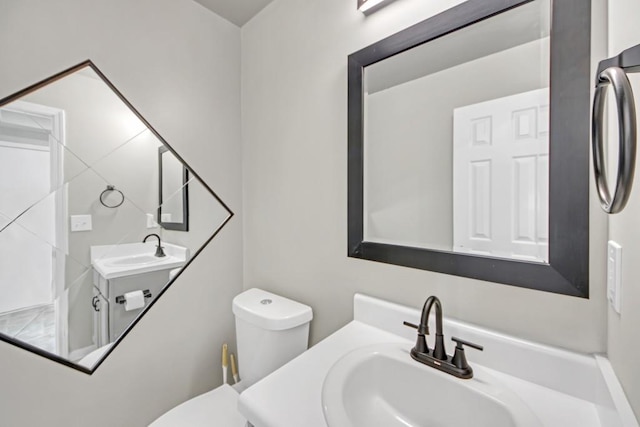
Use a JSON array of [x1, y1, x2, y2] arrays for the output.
[[150, 288, 313, 426]]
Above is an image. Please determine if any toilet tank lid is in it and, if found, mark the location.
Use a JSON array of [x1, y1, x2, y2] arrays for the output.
[[233, 288, 313, 331]]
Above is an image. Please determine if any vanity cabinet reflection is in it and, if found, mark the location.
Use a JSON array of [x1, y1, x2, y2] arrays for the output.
[[0, 61, 232, 372]]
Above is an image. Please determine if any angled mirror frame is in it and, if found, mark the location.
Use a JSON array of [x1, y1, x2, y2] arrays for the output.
[[348, 0, 591, 297], [0, 60, 234, 373], [158, 146, 189, 232]]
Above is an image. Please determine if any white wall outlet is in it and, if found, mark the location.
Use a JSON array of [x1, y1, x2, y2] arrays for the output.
[[607, 240, 622, 314], [70, 214, 92, 232], [146, 213, 159, 229]]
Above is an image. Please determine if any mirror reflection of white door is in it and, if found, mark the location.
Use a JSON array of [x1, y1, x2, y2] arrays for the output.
[[0, 101, 68, 356], [453, 88, 549, 262]]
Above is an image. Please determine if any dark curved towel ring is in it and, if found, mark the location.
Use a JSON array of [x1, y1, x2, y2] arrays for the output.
[[593, 44, 640, 214], [99, 185, 125, 208]]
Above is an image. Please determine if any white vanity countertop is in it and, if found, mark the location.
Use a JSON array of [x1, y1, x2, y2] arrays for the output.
[[239, 321, 403, 427], [91, 242, 188, 279], [237, 294, 637, 427]]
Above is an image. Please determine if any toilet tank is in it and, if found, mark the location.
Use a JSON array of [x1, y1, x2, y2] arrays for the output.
[[233, 288, 312, 389]]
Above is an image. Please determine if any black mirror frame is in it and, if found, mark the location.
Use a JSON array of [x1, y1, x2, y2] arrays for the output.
[[158, 146, 189, 231], [0, 60, 234, 374], [348, 0, 591, 297]]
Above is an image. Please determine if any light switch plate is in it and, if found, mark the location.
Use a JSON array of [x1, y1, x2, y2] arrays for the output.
[[607, 240, 622, 314], [70, 214, 92, 232], [146, 213, 159, 229]]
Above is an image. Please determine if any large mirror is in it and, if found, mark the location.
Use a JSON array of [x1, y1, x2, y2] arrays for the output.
[[0, 61, 232, 373], [348, 0, 591, 296]]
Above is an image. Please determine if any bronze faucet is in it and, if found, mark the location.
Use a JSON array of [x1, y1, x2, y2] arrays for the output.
[[143, 233, 166, 257], [404, 296, 483, 379]]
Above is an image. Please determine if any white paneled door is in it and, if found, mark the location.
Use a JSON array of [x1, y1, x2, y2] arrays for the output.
[[453, 88, 549, 262]]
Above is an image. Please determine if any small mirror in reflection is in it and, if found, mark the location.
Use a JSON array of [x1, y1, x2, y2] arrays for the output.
[[158, 146, 189, 231]]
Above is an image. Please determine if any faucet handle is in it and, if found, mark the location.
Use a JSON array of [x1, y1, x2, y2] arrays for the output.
[[451, 336, 483, 351], [402, 321, 418, 330], [402, 320, 432, 335], [451, 336, 483, 370], [154, 245, 166, 257], [403, 321, 428, 353]]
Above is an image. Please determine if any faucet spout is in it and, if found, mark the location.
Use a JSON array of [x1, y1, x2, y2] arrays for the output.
[[418, 296, 442, 335], [417, 296, 446, 360], [143, 233, 166, 257]]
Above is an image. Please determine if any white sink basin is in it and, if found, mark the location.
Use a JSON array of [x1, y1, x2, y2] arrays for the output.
[[239, 295, 636, 427], [322, 343, 542, 427], [91, 242, 189, 279], [105, 254, 164, 267]]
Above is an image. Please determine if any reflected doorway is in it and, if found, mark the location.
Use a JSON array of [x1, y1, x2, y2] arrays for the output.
[[0, 100, 67, 356]]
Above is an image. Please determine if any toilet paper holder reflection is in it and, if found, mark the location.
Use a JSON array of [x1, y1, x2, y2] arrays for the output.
[[115, 290, 152, 304]]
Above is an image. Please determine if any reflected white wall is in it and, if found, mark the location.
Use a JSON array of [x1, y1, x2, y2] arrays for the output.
[[365, 39, 549, 250]]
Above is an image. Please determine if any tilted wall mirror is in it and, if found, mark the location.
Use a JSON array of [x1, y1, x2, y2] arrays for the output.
[[348, 0, 591, 297], [0, 61, 233, 373], [158, 146, 189, 231]]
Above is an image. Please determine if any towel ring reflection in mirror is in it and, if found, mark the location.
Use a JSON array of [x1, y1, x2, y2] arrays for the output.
[[99, 185, 125, 208]]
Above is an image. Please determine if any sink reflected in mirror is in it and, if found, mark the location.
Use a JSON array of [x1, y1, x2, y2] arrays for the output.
[[106, 255, 163, 267], [0, 61, 232, 373], [322, 343, 542, 427], [92, 242, 188, 278]]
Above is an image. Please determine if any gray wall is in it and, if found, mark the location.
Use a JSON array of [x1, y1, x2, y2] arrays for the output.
[[0, 0, 242, 426], [242, 0, 608, 359], [607, 0, 640, 418]]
